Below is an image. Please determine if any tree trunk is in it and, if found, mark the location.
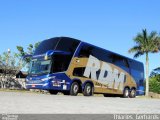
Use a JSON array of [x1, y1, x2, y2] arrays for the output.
[[145, 53, 149, 97]]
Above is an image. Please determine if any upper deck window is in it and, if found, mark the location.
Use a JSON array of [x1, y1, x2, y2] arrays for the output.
[[34, 38, 59, 55], [78, 44, 113, 63], [56, 38, 80, 54], [34, 37, 80, 55]]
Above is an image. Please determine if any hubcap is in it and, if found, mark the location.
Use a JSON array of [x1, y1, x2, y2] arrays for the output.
[[87, 86, 91, 94], [73, 85, 78, 93], [131, 90, 135, 96], [125, 89, 129, 96]]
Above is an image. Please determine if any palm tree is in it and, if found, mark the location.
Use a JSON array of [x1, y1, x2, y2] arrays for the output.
[[128, 29, 160, 97]]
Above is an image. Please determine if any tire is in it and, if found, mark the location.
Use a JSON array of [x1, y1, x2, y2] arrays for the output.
[[48, 90, 58, 95], [129, 88, 136, 98], [83, 83, 93, 96], [123, 87, 130, 98], [70, 82, 79, 96]]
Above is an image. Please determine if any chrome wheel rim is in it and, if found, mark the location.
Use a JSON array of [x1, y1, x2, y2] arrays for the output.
[[131, 90, 135, 96], [86, 86, 91, 94], [73, 84, 78, 93], [125, 89, 129, 96]]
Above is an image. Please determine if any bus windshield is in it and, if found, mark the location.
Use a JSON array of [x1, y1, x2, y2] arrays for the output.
[[29, 59, 51, 75], [34, 37, 80, 55]]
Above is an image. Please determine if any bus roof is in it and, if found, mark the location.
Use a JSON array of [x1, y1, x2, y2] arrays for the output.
[[58, 36, 143, 65]]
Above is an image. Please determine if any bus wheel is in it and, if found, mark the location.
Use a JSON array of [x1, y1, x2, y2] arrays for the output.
[[70, 82, 79, 96], [83, 83, 93, 96], [123, 87, 130, 98], [129, 88, 136, 98], [48, 90, 58, 95]]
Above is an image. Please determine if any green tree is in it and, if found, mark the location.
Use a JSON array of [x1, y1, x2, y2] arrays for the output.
[[0, 51, 20, 68], [149, 67, 160, 94], [150, 67, 160, 77], [128, 29, 160, 96], [16, 41, 40, 63], [149, 76, 160, 94], [0, 50, 21, 89]]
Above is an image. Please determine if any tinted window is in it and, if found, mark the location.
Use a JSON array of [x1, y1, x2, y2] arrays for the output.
[[139, 80, 144, 86], [78, 45, 93, 58], [56, 38, 80, 54], [78, 44, 113, 63], [51, 54, 71, 73], [112, 55, 129, 68], [73, 67, 86, 77], [124, 59, 129, 68], [129, 60, 144, 86], [91, 48, 113, 63], [128, 60, 144, 71], [34, 37, 80, 55], [34, 38, 59, 55], [78, 43, 131, 75], [131, 69, 144, 86]]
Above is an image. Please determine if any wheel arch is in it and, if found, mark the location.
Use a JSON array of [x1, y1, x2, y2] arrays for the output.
[[124, 86, 130, 90], [131, 86, 136, 90]]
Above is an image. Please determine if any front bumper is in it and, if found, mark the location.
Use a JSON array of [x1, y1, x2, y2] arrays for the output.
[[26, 73, 71, 90]]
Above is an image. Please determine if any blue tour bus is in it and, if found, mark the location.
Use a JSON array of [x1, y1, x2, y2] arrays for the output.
[[26, 37, 145, 97]]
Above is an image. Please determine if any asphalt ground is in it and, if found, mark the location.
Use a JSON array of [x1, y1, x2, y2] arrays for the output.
[[0, 91, 160, 114]]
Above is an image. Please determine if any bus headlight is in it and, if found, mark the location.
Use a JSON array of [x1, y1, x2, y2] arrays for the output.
[[43, 83, 49, 87], [41, 78, 49, 81]]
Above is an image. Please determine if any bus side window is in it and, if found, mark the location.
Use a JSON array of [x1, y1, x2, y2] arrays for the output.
[[112, 55, 123, 66], [139, 79, 144, 86], [51, 54, 71, 73], [112, 55, 129, 68], [123, 59, 129, 68], [78, 45, 93, 58], [73, 67, 85, 77], [91, 48, 113, 63]]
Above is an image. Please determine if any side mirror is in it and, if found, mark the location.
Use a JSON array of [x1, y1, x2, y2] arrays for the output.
[[45, 50, 54, 60], [44, 50, 71, 60]]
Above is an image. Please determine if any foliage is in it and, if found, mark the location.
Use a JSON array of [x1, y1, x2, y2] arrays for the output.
[[149, 76, 160, 94], [150, 67, 160, 77], [149, 67, 160, 94], [0, 41, 40, 89], [0, 51, 21, 89], [16, 41, 40, 64], [1, 52, 18, 67], [128, 29, 160, 96], [128, 29, 160, 57]]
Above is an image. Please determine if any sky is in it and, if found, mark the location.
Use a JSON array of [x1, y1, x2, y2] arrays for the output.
[[0, 0, 160, 74]]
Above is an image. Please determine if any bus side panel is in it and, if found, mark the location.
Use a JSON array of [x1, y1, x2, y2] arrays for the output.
[[26, 73, 73, 91], [66, 56, 137, 95], [129, 61, 145, 96], [67, 42, 144, 96]]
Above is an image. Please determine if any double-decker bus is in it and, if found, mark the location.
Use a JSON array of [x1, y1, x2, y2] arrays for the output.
[[26, 37, 145, 98]]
